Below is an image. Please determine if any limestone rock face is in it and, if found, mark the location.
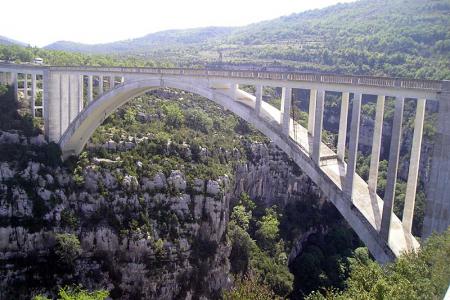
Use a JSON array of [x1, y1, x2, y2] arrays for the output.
[[154, 172, 167, 189], [122, 175, 139, 191], [167, 170, 187, 191], [206, 180, 221, 196], [233, 142, 319, 208], [29, 134, 47, 146], [0, 131, 20, 144], [0, 136, 231, 300], [0, 162, 14, 181]]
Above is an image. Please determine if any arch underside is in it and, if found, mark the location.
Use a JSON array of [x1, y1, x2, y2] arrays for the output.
[[59, 76, 419, 263]]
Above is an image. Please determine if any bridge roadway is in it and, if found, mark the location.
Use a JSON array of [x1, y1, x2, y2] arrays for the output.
[[0, 62, 449, 263]]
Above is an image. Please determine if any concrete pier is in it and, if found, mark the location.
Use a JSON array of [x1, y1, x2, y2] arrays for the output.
[[255, 85, 262, 117], [23, 74, 28, 100], [345, 93, 362, 198], [337, 92, 349, 161], [368, 95, 385, 194], [308, 89, 317, 136], [403, 98, 426, 233], [78, 75, 84, 113], [380, 97, 404, 241], [31, 74, 36, 117], [312, 90, 325, 164], [99, 76, 104, 94], [423, 87, 450, 237], [12, 72, 18, 101], [281, 87, 292, 136], [87, 75, 93, 103]]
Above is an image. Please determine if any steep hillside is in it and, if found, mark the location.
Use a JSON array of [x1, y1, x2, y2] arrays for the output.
[[45, 27, 235, 54], [42, 0, 450, 79], [222, 0, 450, 78]]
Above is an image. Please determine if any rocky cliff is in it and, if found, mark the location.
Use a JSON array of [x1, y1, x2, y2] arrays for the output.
[[0, 131, 231, 300]]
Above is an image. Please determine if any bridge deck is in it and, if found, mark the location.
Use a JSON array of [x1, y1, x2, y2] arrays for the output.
[[236, 94, 419, 256]]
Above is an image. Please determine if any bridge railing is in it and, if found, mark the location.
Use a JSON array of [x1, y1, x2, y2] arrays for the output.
[[1, 62, 445, 92]]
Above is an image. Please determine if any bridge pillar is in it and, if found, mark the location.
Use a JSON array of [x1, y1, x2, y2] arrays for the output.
[[403, 98, 426, 233], [31, 74, 36, 117], [99, 76, 104, 94], [110, 76, 115, 89], [23, 74, 28, 101], [11, 72, 18, 101], [337, 92, 349, 161], [69, 74, 81, 123], [0, 72, 5, 85], [281, 87, 292, 136], [312, 90, 325, 164], [87, 75, 93, 103], [78, 75, 84, 112], [60, 74, 70, 135], [380, 96, 404, 241], [308, 89, 317, 136], [44, 71, 84, 142], [368, 95, 385, 194], [255, 85, 262, 117], [423, 86, 450, 238], [345, 93, 362, 197], [44, 70, 60, 142]]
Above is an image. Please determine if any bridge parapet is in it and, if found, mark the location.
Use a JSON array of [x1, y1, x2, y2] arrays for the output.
[[2, 63, 444, 92]]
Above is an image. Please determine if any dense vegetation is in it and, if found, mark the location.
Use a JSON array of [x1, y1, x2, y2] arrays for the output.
[[36, 0, 450, 80], [227, 194, 294, 297], [307, 228, 450, 300]]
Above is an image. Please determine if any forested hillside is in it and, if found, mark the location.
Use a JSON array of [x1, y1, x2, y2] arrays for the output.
[[42, 0, 450, 79]]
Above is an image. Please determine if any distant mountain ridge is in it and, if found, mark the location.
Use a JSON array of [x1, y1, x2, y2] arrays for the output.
[[45, 27, 236, 53], [0, 35, 27, 47]]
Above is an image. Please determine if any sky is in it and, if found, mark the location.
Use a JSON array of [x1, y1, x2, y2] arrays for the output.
[[1, 0, 356, 47]]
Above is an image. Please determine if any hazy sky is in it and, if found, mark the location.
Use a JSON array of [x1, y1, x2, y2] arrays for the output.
[[1, 0, 356, 47]]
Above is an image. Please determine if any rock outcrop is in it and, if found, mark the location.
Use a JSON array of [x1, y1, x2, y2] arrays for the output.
[[0, 135, 231, 299]]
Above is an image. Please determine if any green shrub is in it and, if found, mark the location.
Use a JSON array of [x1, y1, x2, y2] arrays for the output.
[[223, 276, 280, 300], [54, 233, 82, 266], [185, 108, 213, 133], [163, 103, 184, 129], [34, 286, 109, 300]]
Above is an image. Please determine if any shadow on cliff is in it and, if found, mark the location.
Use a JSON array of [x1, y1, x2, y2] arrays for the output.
[[0, 84, 41, 136], [0, 83, 61, 168]]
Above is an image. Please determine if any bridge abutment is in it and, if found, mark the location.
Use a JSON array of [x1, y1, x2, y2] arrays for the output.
[[423, 86, 450, 238]]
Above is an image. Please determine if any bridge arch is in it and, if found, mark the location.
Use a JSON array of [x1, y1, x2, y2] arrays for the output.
[[60, 77, 252, 157], [59, 76, 404, 263]]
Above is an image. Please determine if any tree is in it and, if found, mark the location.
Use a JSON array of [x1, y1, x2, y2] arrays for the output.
[[162, 103, 184, 129], [54, 233, 82, 266], [255, 207, 280, 252], [231, 205, 252, 231], [185, 108, 213, 133]]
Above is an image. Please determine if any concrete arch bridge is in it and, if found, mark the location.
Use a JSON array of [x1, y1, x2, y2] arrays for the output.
[[1, 63, 449, 263]]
